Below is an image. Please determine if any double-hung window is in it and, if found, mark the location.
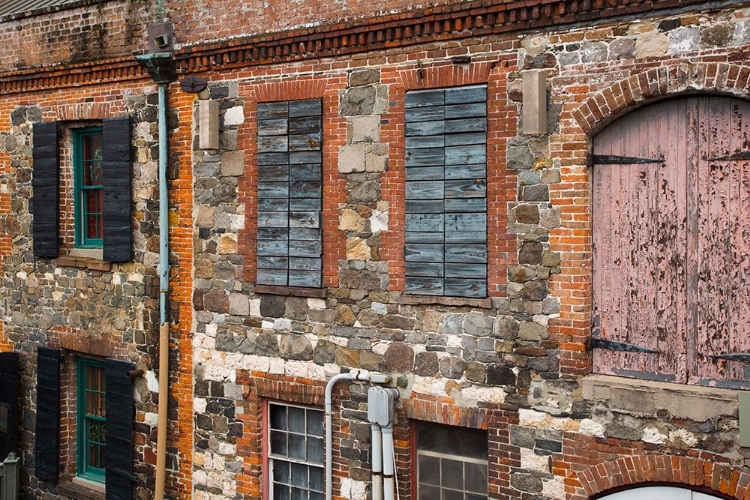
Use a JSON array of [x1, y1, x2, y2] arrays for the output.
[[416, 422, 488, 500], [73, 128, 104, 248], [404, 85, 488, 298], [77, 358, 106, 482], [256, 99, 324, 288], [268, 402, 325, 500]]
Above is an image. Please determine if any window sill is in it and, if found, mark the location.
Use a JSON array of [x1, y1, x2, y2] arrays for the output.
[[56, 255, 111, 272], [399, 294, 492, 309], [58, 477, 105, 500], [254, 284, 327, 299]]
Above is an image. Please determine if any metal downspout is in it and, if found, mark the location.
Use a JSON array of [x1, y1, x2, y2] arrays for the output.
[[154, 83, 170, 500]]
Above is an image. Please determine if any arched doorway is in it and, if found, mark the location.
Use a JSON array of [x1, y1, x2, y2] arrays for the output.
[[598, 486, 722, 499], [591, 95, 750, 388]]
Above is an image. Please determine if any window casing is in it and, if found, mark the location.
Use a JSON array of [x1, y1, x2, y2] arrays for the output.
[[267, 402, 325, 500], [256, 99, 323, 288], [416, 422, 488, 500], [404, 85, 488, 298], [77, 358, 106, 482], [73, 127, 104, 248]]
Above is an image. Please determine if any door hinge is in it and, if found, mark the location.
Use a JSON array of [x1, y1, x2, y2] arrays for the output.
[[589, 314, 662, 354], [705, 151, 750, 162], [708, 353, 750, 363], [589, 154, 664, 167]]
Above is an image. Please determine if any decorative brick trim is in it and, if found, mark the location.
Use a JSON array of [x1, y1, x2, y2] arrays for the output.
[[55, 326, 118, 358], [380, 57, 517, 296], [573, 62, 750, 135], [575, 455, 749, 500], [236, 75, 347, 288], [50, 102, 122, 122], [0, 0, 726, 95]]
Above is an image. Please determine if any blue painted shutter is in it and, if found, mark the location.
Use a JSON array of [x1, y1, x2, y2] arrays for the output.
[[257, 99, 323, 287], [0, 352, 20, 460], [32, 122, 60, 258], [404, 86, 487, 297], [105, 358, 135, 500], [103, 117, 132, 263], [34, 347, 61, 483]]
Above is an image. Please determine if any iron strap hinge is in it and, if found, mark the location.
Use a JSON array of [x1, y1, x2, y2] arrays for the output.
[[708, 353, 750, 363], [589, 314, 662, 354], [705, 151, 750, 162], [589, 154, 664, 166]]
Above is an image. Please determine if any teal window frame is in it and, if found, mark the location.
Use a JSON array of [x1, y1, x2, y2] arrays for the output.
[[73, 127, 104, 248], [77, 358, 106, 482]]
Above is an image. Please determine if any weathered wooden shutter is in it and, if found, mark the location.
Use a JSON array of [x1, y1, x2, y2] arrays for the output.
[[32, 122, 60, 258], [105, 358, 135, 500], [404, 86, 487, 298], [0, 352, 20, 460], [34, 347, 60, 483], [103, 116, 133, 263], [592, 96, 750, 387], [257, 99, 323, 288]]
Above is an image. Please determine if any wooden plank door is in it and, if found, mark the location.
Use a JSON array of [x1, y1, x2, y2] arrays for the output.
[[593, 99, 688, 383], [594, 95, 750, 388], [690, 96, 750, 387]]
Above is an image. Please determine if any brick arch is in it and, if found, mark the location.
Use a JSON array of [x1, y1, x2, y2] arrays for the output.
[[572, 62, 750, 135], [574, 455, 749, 500], [50, 102, 121, 121]]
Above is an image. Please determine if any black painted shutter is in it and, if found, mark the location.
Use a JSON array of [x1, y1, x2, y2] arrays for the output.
[[103, 116, 133, 263], [0, 352, 20, 460], [34, 347, 60, 483], [257, 99, 323, 287], [105, 358, 135, 500], [32, 122, 60, 258], [404, 86, 488, 298]]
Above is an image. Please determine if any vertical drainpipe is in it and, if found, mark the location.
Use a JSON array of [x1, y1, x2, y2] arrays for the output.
[[154, 82, 170, 500]]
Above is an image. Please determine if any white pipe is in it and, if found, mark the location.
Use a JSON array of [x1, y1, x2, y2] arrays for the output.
[[371, 423, 383, 500], [382, 424, 395, 500], [325, 371, 390, 500]]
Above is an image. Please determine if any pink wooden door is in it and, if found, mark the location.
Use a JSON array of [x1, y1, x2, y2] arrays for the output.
[[592, 96, 750, 387]]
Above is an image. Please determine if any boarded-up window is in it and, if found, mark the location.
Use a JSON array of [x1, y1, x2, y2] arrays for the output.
[[404, 86, 487, 298], [592, 96, 750, 388], [256, 99, 323, 288]]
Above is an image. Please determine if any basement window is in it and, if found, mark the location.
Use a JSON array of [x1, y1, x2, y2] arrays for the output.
[[416, 422, 488, 500], [267, 402, 325, 500]]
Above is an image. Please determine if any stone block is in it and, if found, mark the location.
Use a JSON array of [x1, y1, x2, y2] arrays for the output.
[[609, 37, 636, 60], [228, 294, 249, 315], [487, 364, 516, 386], [339, 144, 368, 173], [519, 241, 544, 265], [519, 321, 547, 341], [439, 356, 467, 379], [350, 69, 380, 87], [221, 150, 244, 176], [463, 312, 493, 337], [636, 30, 668, 58], [413, 352, 439, 376], [515, 204, 540, 224], [341, 86, 376, 116], [350, 116, 380, 143], [280, 334, 313, 360], [384, 343, 414, 372], [465, 362, 486, 383], [700, 24, 733, 48]]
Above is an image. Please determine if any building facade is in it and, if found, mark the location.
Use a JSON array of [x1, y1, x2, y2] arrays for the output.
[[0, 0, 749, 499]]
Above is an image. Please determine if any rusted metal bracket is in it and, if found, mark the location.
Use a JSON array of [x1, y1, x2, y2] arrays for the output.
[[589, 154, 664, 166], [589, 315, 662, 354], [705, 151, 750, 162], [708, 353, 750, 363]]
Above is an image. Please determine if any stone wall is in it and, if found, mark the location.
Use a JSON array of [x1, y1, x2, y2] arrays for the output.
[[187, 4, 750, 500]]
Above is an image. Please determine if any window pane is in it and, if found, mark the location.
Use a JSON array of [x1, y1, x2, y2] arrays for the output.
[[273, 460, 290, 483], [306, 437, 323, 463], [307, 410, 323, 436], [310, 492, 324, 500], [291, 488, 306, 500], [443, 489, 463, 500], [465, 462, 487, 494], [441, 459, 463, 489], [271, 404, 287, 430], [420, 485, 441, 500], [418, 455, 440, 485], [271, 431, 288, 456], [417, 422, 487, 460], [309, 466, 324, 492], [291, 462, 307, 488], [289, 433, 305, 460], [288, 406, 305, 433], [467, 495, 487, 500], [274, 484, 290, 500]]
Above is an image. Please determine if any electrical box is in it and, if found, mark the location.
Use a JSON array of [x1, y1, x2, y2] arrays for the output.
[[522, 70, 547, 135], [368, 386, 398, 427], [199, 100, 219, 150]]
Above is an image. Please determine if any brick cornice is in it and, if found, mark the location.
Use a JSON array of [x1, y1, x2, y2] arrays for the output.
[[0, 0, 735, 95]]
